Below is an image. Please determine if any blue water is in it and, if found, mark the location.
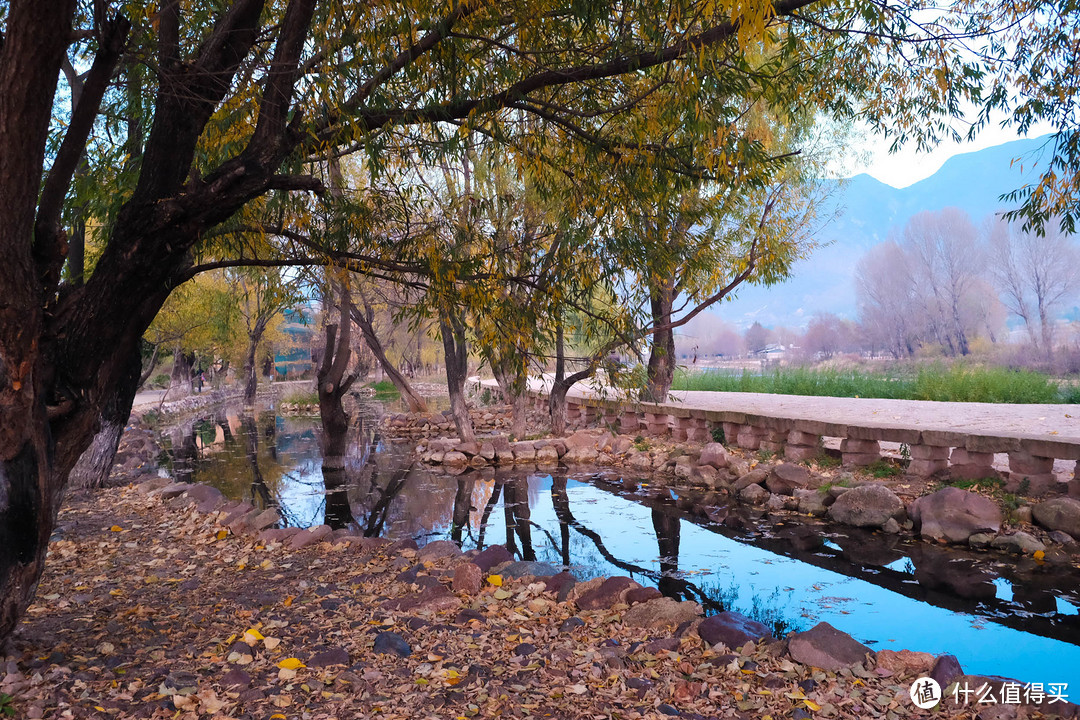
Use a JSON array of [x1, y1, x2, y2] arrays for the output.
[[160, 404, 1080, 690]]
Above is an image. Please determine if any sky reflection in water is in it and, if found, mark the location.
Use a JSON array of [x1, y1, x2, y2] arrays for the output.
[[158, 405, 1080, 688]]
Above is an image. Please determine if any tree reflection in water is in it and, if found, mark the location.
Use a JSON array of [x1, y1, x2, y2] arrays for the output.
[[551, 474, 722, 611], [450, 474, 476, 546], [241, 414, 275, 513], [503, 475, 536, 560]]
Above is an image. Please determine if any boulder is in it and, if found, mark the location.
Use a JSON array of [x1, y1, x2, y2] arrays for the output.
[[452, 562, 483, 594], [535, 446, 559, 464], [930, 654, 964, 687], [564, 446, 599, 464], [473, 545, 514, 572], [739, 483, 769, 505], [909, 486, 1002, 543], [510, 443, 536, 462], [575, 576, 641, 610], [766, 464, 810, 495], [418, 540, 463, 561], [990, 531, 1045, 555], [794, 488, 830, 516], [250, 509, 280, 532], [499, 560, 561, 579], [787, 622, 874, 671], [288, 524, 332, 550], [697, 612, 772, 649], [373, 632, 411, 657], [627, 452, 653, 471], [691, 464, 719, 488], [827, 484, 905, 528], [698, 443, 730, 469], [443, 451, 469, 468], [544, 572, 577, 599], [622, 597, 702, 629], [674, 456, 693, 478], [185, 484, 225, 513], [625, 587, 663, 605], [875, 649, 935, 677], [1032, 497, 1080, 538], [734, 468, 768, 491]]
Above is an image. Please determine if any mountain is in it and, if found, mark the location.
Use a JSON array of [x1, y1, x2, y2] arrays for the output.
[[709, 135, 1056, 330]]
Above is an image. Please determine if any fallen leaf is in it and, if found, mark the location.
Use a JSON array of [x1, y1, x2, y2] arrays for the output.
[[110, 525, 123, 532], [278, 657, 305, 669], [487, 574, 503, 587]]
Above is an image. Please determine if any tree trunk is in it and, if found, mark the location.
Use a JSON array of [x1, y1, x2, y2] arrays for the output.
[[170, 345, 194, 397], [440, 309, 475, 442], [318, 288, 357, 469], [492, 359, 528, 439], [548, 319, 592, 436], [0, 0, 80, 643], [643, 277, 676, 403], [69, 349, 141, 489], [351, 299, 428, 413], [243, 334, 259, 404], [1039, 299, 1054, 357]]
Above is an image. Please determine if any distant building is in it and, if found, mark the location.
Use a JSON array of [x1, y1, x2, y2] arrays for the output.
[[275, 304, 317, 378]]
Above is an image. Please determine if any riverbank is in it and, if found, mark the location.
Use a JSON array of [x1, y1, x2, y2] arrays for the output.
[[8, 481, 1077, 719]]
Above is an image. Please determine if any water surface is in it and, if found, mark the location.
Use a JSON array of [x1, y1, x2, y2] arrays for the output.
[[157, 400, 1080, 688]]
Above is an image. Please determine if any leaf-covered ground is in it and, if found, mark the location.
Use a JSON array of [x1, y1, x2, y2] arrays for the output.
[[0, 484, 1014, 720]]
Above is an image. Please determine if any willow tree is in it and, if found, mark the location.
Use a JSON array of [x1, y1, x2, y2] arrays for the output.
[[3, 0, 1079, 645]]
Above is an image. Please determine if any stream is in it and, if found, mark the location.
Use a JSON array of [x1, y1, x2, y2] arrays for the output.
[[156, 398, 1080, 689]]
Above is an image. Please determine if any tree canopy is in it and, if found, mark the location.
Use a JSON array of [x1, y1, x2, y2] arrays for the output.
[[2, 0, 1080, 643]]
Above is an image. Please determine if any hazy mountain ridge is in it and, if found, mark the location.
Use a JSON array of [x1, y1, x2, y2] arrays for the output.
[[714, 135, 1055, 330]]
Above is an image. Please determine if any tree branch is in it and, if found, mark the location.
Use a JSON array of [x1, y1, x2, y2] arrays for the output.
[[34, 12, 130, 277]]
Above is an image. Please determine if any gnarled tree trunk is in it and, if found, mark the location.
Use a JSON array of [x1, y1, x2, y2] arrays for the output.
[[170, 345, 195, 397], [439, 308, 475, 442], [318, 289, 357, 469], [69, 350, 141, 489]]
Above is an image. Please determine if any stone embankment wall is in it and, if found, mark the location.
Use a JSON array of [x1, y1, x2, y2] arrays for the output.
[[521, 390, 1080, 496]]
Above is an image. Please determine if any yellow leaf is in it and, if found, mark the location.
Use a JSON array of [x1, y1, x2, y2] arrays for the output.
[[270, 715, 286, 719], [278, 657, 305, 669], [487, 575, 503, 587], [283, 596, 294, 607], [1034, 550, 1045, 560], [803, 699, 821, 711], [216, 529, 228, 540], [110, 526, 123, 532], [244, 628, 264, 643]]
